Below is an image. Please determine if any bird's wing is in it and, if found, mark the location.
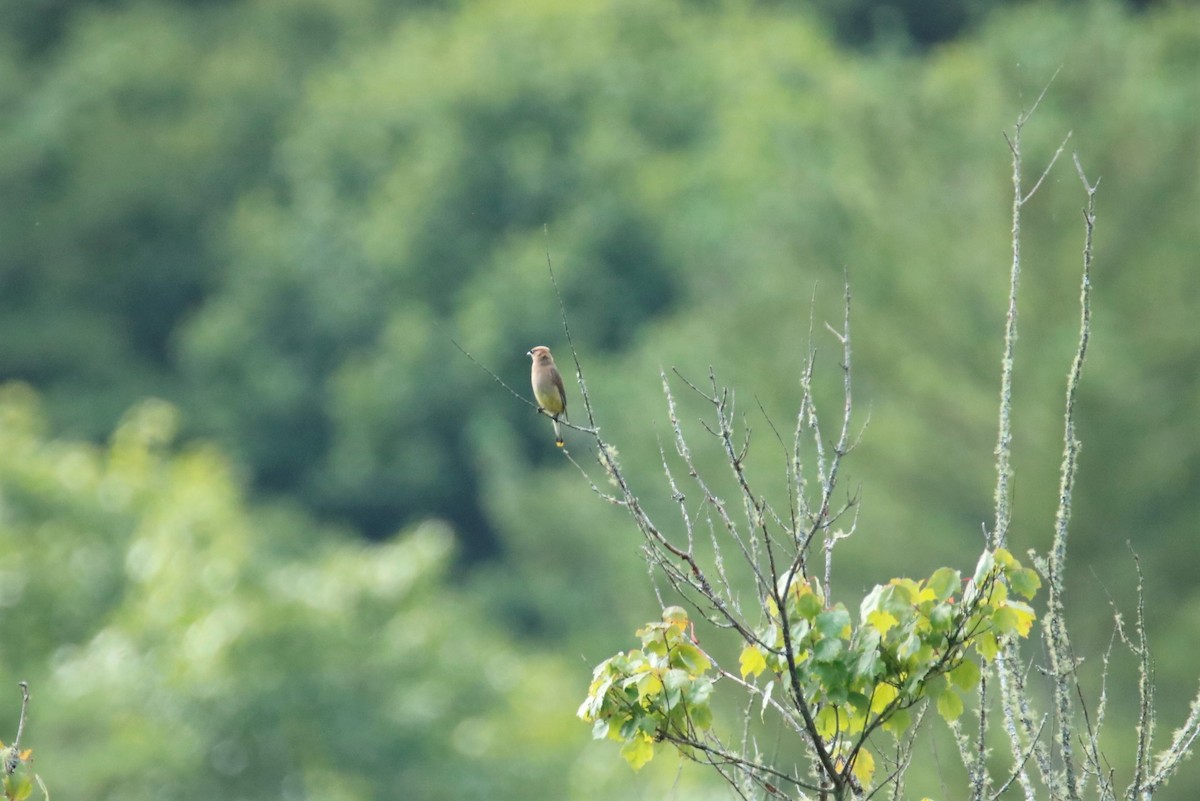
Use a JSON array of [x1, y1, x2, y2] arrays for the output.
[[553, 368, 568, 420]]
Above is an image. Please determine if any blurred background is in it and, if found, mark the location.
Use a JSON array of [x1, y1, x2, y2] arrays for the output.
[[1, 0, 1198, 797]]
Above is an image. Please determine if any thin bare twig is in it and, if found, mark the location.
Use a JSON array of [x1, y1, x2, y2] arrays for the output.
[[450, 337, 535, 410], [14, 682, 29, 751]]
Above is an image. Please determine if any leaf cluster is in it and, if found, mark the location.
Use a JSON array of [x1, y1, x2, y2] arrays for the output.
[[577, 607, 714, 770], [580, 551, 1039, 786]]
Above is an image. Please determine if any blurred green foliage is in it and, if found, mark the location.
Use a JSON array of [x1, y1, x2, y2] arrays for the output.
[[1, 0, 1199, 797], [0, 385, 721, 799]]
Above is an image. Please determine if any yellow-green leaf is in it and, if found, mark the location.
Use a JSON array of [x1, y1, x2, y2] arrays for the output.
[[816, 606, 852, 639], [4, 771, 33, 801], [936, 688, 964, 721], [1005, 601, 1036, 637], [794, 587, 824, 620], [674, 643, 711, 675], [852, 746, 876, 787], [890, 578, 920, 604], [621, 734, 655, 770], [870, 683, 899, 714], [740, 645, 767, 679], [690, 701, 714, 730], [949, 659, 981, 692], [927, 567, 961, 601], [994, 601, 1036, 638], [636, 671, 663, 702], [815, 705, 842, 739], [1009, 567, 1042, 600], [976, 631, 999, 661], [662, 606, 689, 631], [989, 580, 1009, 606], [844, 705, 868, 734], [867, 609, 898, 636], [882, 706, 911, 735]]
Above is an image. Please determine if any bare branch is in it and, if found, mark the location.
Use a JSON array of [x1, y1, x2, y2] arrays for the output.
[[1022, 131, 1072, 204]]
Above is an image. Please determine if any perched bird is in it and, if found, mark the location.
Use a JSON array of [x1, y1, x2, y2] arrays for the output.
[[528, 345, 567, 447]]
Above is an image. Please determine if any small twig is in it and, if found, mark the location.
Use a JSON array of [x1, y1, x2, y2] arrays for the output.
[[544, 226, 598, 434], [1128, 547, 1154, 801], [1018, 65, 1062, 130], [450, 338, 534, 410], [14, 682, 29, 751], [1022, 131, 1072, 205], [3, 682, 31, 777], [659, 731, 824, 794], [562, 447, 625, 506], [988, 715, 1050, 801]]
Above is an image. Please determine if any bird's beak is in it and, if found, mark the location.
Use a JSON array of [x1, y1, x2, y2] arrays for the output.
[[526, 350, 533, 358]]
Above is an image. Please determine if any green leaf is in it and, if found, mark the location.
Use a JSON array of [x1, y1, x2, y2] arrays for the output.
[[685, 676, 713, 707], [816, 607, 851, 639], [936, 687, 964, 721], [896, 632, 921, 661], [662, 668, 691, 694], [882, 706, 911, 735], [794, 587, 824, 620], [927, 567, 961, 601], [673, 643, 711, 675], [961, 578, 979, 607], [642, 637, 669, 659], [860, 584, 885, 618], [971, 550, 996, 587], [989, 580, 1009, 606], [1009, 567, 1042, 600], [4, 771, 33, 801], [813, 661, 850, 702], [948, 659, 981, 692], [993, 602, 1036, 638], [929, 602, 954, 633], [662, 666, 691, 705], [976, 632, 999, 661], [854, 652, 883, 681], [890, 578, 920, 604], [854, 643, 884, 681], [813, 636, 844, 662], [788, 619, 811, 646], [876, 584, 912, 618], [591, 717, 610, 740], [688, 701, 714, 730]]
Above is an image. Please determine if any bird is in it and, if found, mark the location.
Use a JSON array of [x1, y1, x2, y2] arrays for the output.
[[528, 345, 567, 447]]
